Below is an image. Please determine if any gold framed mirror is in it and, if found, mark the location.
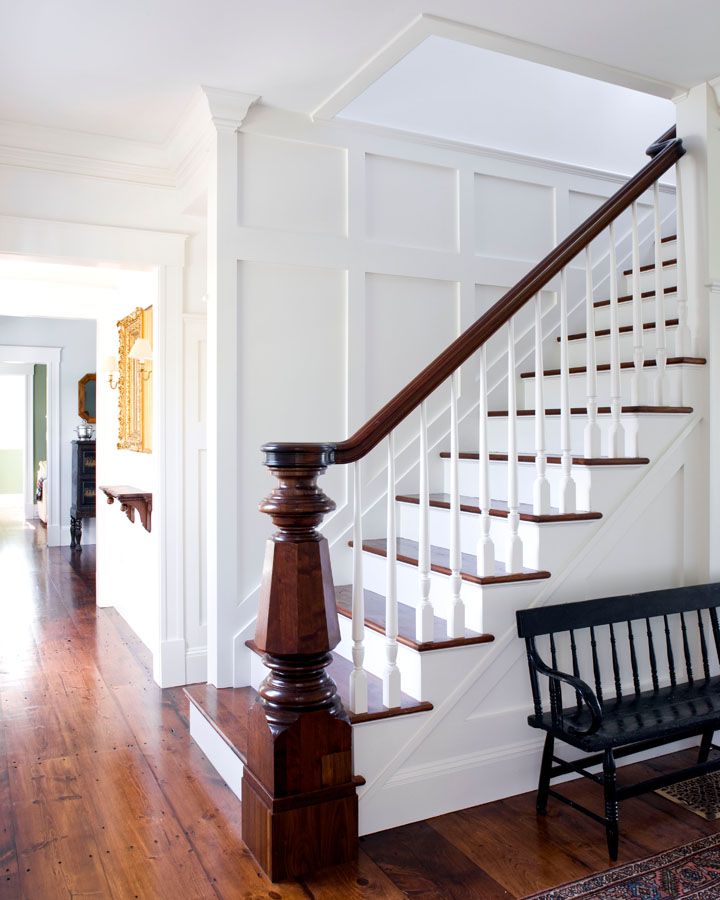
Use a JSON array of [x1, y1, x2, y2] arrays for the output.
[[117, 306, 153, 453], [78, 373, 96, 423]]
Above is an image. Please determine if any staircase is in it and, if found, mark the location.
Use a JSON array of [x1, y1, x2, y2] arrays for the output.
[[186, 126, 708, 880]]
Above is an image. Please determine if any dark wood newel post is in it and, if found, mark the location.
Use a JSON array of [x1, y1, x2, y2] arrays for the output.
[[241, 442, 359, 882]]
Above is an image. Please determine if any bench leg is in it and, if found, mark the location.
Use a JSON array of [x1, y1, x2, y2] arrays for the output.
[[698, 729, 715, 764], [537, 733, 554, 815], [603, 748, 619, 860]]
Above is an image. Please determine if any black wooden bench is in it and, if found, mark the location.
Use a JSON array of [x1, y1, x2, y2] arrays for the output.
[[516, 583, 720, 858]]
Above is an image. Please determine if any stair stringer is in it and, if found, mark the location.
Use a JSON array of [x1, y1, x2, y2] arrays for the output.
[[355, 412, 707, 835]]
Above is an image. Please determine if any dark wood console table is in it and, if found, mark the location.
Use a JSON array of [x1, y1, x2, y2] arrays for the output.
[[70, 440, 96, 550], [99, 485, 152, 533]]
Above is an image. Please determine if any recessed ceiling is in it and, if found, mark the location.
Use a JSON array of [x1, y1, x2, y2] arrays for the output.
[[339, 36, 675, 174], [0, 0, 718, 144]]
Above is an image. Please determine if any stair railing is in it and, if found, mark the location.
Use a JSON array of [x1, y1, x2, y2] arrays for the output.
[[241, 126, 688, 881]]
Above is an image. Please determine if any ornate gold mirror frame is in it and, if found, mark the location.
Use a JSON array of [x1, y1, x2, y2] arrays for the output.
[[117, 306, 153, 453]]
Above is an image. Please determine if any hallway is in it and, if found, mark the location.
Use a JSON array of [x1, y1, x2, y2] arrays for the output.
[[3, 513, 720, 898]]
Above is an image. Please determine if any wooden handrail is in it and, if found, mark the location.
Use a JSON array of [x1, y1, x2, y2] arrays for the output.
[[263, 127, 682, 468]]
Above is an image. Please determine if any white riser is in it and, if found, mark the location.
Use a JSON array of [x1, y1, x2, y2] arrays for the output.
[[487, 412, 689, 458], [563, 324, 678, 367], [521, 362, 700, 408], [448, 456, 644, 512], [593, 292, 677, 331], [359, 549, 541, 634], [188, 704, 243, 800], [625, 262, 676, 294], [336, 613, 490, 704], [397, 499, 599, 571], [659, 239, 677, 263]]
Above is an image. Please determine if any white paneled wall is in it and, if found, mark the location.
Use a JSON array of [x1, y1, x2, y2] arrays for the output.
[[213, 105, 679, 686]]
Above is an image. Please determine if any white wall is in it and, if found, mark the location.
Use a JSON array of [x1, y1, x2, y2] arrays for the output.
[[94, 275, 160, 655], [208, 103, 676, 686], [0, 315, 96, 542]]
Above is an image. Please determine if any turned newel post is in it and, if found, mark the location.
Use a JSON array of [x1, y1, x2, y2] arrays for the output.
[[241, 442, 359, 882]]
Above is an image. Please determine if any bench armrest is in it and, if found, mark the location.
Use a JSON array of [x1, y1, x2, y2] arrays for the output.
[[529, 647, 603, 736]]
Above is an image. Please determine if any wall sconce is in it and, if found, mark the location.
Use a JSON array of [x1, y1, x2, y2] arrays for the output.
[[128, 338, 153, 381], [103, 355, 120, 390]]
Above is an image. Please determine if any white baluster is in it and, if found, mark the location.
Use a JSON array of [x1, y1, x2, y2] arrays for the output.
[[349, 462, 368, 714], [476, 345, 495, 575], [533, 294, 551, 514], [584, 247, 601, 457], [506, 320, 523, 571], [558, 268, 576, 513], [675, 162, 691, 357], [416, 401, 433, 643], [607, 222, 625, 456], [653, 181, 668, 405], [448, 372, 465, 638], [384, 433, 401, 708], [630, 202, 647, 407]]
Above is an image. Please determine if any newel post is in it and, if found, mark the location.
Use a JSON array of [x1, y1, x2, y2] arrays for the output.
[[241, 443, 359, 882]]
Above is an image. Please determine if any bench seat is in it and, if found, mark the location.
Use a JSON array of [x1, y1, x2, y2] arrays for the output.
[[532, 675, 720, 751]]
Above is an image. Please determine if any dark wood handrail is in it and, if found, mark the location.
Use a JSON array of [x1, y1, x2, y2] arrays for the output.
[[264, 127, 683, 468]]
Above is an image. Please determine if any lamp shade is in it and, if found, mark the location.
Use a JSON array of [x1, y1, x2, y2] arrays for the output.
[[103, 355, 119, 374], [128, 338, 153, 362]]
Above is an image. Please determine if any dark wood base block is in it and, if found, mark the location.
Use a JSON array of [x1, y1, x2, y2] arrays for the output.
[[242, 769, 358, 882]]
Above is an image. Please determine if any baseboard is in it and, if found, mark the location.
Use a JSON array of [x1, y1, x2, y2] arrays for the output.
[[188, 703, 243, 800], [358, 733, 699, 836], [154, 638, 187, 688], [185, 646, 207, 685]]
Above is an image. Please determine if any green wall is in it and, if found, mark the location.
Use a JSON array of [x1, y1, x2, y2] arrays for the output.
[[0, 448, 22, 493], [33, 364, 47, 481]]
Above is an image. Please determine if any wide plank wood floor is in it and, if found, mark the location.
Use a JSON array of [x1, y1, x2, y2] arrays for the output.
[[2, 506, 719, 898]]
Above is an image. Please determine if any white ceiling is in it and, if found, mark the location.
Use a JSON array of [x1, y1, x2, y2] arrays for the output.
[[340, 37, 675, 174], [1, 0, 718, 144]]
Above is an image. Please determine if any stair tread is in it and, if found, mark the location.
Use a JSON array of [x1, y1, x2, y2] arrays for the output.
[[244, 639, 433, 725], [623, 258, 676, 276], [661, 234, 677, 243], [335, 585, 494, 651], [593, 285, 676, 309], [185, 683, 254, 763], [353, 537, 551, 586], [520, 356, 705, 378], [440, 450, 650, 465], [396, 492, 602, 523], [560, 318, 678, 342], [488, 405, 693, 416]]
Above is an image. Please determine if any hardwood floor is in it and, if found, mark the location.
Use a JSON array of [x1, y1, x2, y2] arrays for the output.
[[1, 507, 719, 898]]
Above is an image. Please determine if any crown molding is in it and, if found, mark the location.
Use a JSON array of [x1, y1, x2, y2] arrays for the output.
[[313, 13, 686, 121], [0, 86, 261, 190], [0, 118, 174, 187]]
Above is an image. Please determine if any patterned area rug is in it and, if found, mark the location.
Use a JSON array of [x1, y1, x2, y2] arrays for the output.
[[656, 771, 720, 820], [524, 833, 720, 899]]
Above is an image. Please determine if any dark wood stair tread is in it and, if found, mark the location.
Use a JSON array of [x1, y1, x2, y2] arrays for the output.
[[560, 318, 679, 342], [520, 357, 706, 378], [623, 258, 676, 276], [244, 640, 432, 725], [440, 450, 650, 465], [335, 585, 494, 651], [396, 492, 601, 524], [661, 234, 677, 243], [352, 537, 551, 586], [594, 285, 676, 308], [184, 684, 254, 763], [488, 405, 693, 416]]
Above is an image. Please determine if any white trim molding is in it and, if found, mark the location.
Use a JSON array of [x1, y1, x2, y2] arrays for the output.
[[0, 345, 61, 545], [313, 13, 687, 121]]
